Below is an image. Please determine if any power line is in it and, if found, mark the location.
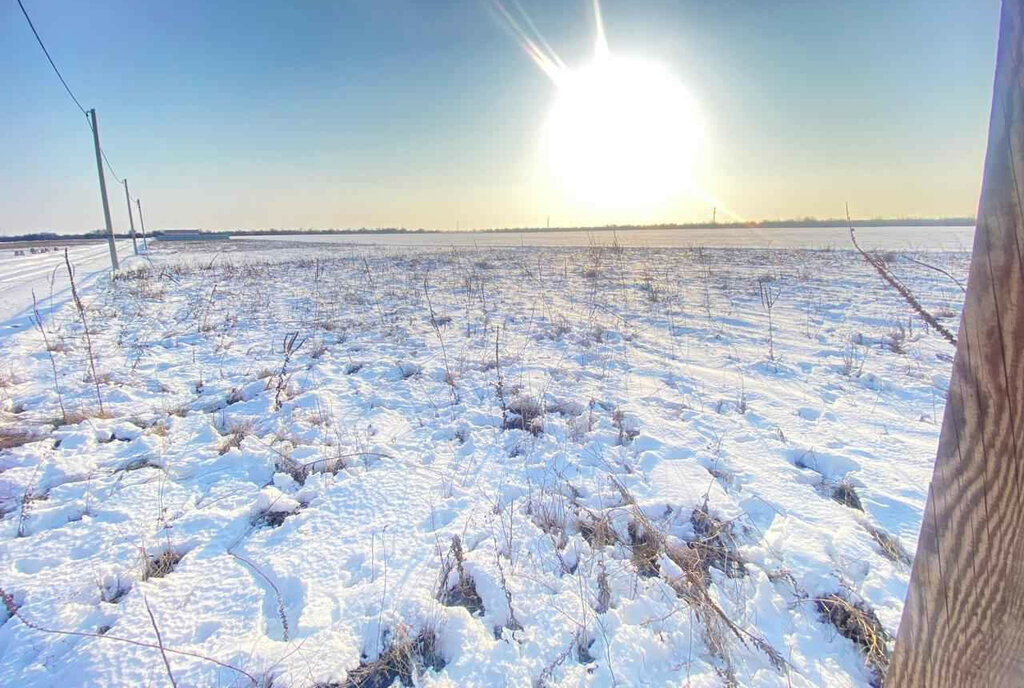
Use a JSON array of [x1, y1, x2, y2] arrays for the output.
[[15, 0, 88, 117], [101, 147, 123, 184], [17, 1, 128, 196]]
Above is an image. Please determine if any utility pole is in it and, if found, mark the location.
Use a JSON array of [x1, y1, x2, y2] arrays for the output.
[[123, 179, 138, 256], [88, 108, 118, 270], [136, 198, 148, 250], [888, 1, 1024, 685]]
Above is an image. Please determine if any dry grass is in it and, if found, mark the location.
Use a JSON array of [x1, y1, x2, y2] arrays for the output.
[[503, 395, 543, 435], [863, 523, 912, 566], [437, 536, 484, 616], [612, 408, 639, 445], [61, 407, 114, 426], [315, 626, 445, 688], [253, 509, 292, 529], [218, 419, 255, 455], [166, 404, 189, 418], [99, 575, 133, 604], [627, 519, 661, 578], [118, 457, 163, 473], [622, 507, 787, 681], [690, 502, 747, 578], [816, 593, 891, 684], [0, 428, 43, 450], [831, 480, 864, 511], [577, 510, 618, 549], [142, 550, 183, 581]]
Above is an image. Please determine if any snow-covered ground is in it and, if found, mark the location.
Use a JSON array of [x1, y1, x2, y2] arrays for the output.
[[239, 225, 975, 250], [0, 241, 136, 336], [0, 238, 968, 687]]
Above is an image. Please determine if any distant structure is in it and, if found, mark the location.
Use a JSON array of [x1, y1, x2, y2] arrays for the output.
[[155, 229, 230, 241]]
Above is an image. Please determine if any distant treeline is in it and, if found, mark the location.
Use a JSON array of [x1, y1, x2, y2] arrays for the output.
[[229, 217, 976, 235], [1, 217, 975, 242], [0, 229, 138, 243]]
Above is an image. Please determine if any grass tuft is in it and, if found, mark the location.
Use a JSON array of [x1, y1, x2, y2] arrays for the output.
[[816, 593, 891, 684], [142, 550, 183, 581], [437, 535, 484, 616], [315, 626, 445, 688]]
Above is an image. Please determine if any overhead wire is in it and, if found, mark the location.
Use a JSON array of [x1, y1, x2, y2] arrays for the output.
[[101, 148, 124, 184], [16, 0, 128, 187], [15, 0, 88, 117]]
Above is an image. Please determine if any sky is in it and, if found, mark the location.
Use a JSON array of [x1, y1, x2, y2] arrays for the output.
[[0, 0, 1002, 234]]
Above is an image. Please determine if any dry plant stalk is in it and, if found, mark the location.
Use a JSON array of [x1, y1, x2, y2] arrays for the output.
[[0, 586, 257, 685], [423, 278, 458, 403], [273, 332, 307, 410], [143, 595, 179, 688], [31, 290, 66, 424], [757, 276, 782, 361], [847, 210, 956, 346], [63, 249, 105, 415]]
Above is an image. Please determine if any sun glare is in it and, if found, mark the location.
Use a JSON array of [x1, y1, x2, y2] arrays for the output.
[[546, 55, 704, 211]]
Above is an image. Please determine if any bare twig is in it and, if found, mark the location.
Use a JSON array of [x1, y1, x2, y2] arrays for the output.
[[31, 290, 66, 424], [847, 207, 957, 346], [900, 254, 967, 294], [143, 595, 179, 688], [423, 278, 458, 403], [16, 463, 42, 538], [228, 550, 289, 642], [757, 276, 782, 362], [64, 249, 105, 414], [0, 587, 257, 685], [273, 332, 307, 409], [494, 327, 507, 428]]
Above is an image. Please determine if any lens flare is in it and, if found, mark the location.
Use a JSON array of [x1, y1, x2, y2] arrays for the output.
[[493, 0, 734, 219], [547, 54, 703, 210]]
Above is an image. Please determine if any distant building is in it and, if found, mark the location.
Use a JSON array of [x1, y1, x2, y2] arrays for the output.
[[155, 229, 230, 241]]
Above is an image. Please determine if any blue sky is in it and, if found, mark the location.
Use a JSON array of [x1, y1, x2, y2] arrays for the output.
[[1, 0, 1001, 234]]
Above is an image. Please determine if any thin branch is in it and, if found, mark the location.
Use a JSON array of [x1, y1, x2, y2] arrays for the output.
[[64, 248, 106, 413], [0, 587, 257, 685], [143, 595, 179, 688], [228, 550, 289, 642], [31, 290, 66, 424], [899, 254, 967, 294], [847, 208, 957, 346]]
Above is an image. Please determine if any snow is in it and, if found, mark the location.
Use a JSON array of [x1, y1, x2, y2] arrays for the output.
[[240, 225, 976, 250], [0, 241, 136, 338], [0, 237, 968, 686]]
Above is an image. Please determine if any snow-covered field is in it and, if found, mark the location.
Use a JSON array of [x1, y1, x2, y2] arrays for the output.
[[0, 241, 135, 332], [0, 238, 968, 687]]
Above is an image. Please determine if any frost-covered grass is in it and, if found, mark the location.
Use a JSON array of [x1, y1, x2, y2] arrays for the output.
[[0, 240, 968, 686]]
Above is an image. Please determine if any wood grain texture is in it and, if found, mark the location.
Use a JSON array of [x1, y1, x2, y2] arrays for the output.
[[887, 1, 1024, 686]]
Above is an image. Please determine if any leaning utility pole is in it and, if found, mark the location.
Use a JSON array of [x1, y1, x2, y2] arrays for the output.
[[136, 198, 148, 250], [888, 1, 1024, 685], [88, 108, 118, 270], [123, 178, 138, 256]]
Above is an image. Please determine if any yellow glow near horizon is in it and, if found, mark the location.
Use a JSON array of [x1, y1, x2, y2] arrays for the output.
[[546, 54, 704, 211]]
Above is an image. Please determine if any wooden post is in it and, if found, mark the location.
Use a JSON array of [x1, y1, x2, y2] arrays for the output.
[[136, 198, 148, 250], [88, 108, 118, 271], [123, 179, 138, 256], [888, 1, 1024, 686]]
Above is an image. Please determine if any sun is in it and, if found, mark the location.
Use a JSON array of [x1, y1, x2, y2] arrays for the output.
[[546, 54, 704, 211]]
